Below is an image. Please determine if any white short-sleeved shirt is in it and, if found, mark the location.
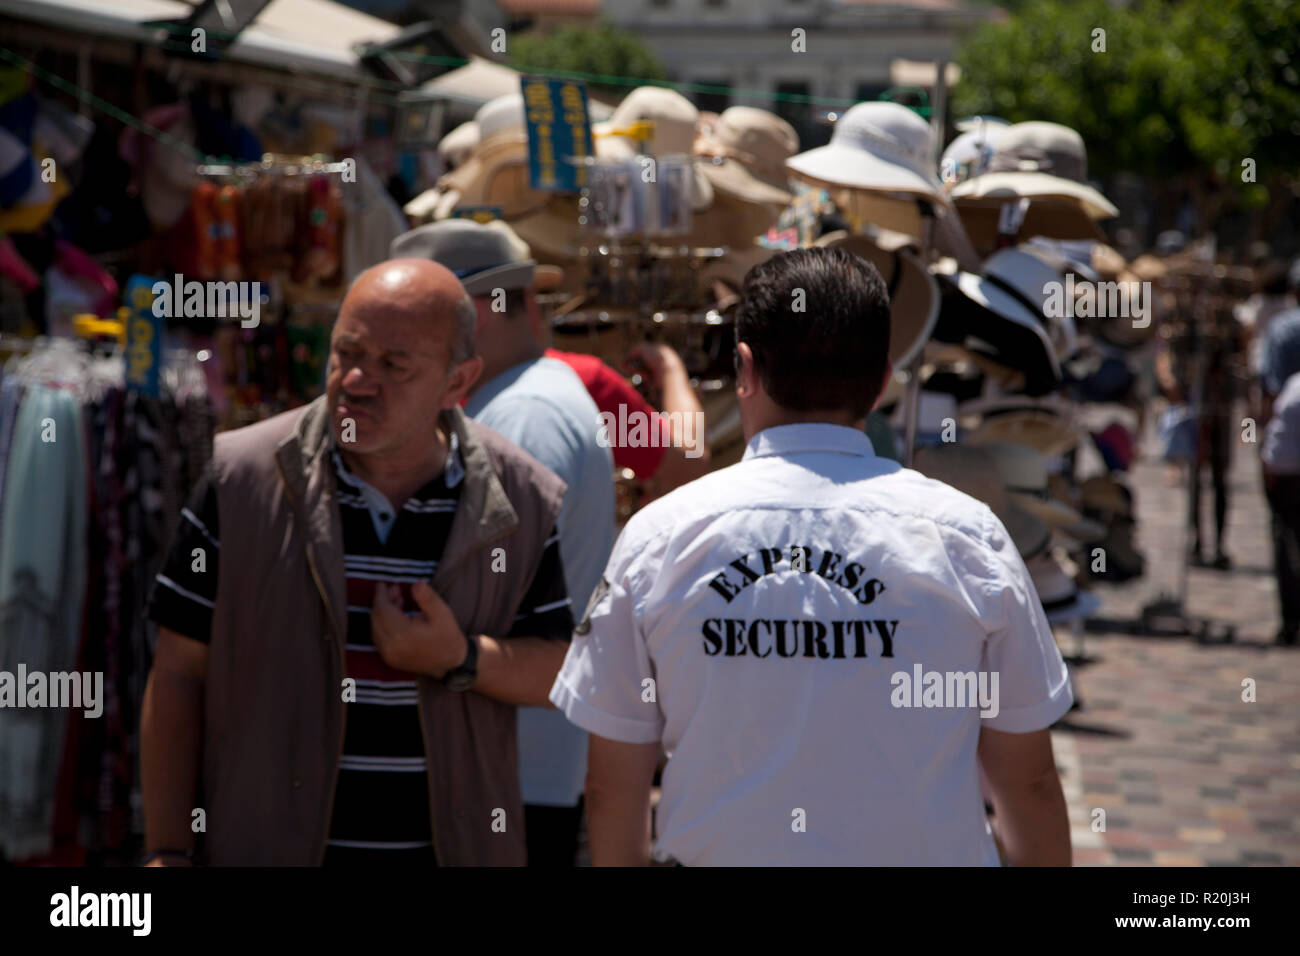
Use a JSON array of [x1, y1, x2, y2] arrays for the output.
[[550, 423, 1073, 866]]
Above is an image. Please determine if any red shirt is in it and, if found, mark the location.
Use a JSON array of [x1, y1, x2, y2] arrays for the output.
[[546, 348, 671, 478]]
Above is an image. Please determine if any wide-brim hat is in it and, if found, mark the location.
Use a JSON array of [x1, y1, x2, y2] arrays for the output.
[[813, 229, 938, 369], [978, 439, 1091, 533], [969, 246, 1078, 361], [695, 106, 799, 206], [952, 172, 1117, 220], [952, 121, 1117, 220], [435, 130, 553, 220], [698, 155, 790, 206], [426, 93, 560, 219], [957, 393, 1076, 422], [933, 275, 1062, 395], [953, 196, 1106, 257], [593, 86, 698, 150], [1015, 492, 1092, 533], [509, 194, 585, 266], [593, 86, 713, 211], [389, 219, 535, 296], [687, 191, 783, 257], [1045, 474, 1108, 544], [913, 443, 1051, 561], [826, 187, 929, 239], [786, 101, 944, 202], [954, 261, 1062, 361], [964, 408, 1084, 458]]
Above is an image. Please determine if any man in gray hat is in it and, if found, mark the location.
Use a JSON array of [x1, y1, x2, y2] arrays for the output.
[[390, 220, 616, 865]]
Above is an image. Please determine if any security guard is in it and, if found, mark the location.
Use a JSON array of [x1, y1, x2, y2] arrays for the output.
[[550, 247, 1073, 866]]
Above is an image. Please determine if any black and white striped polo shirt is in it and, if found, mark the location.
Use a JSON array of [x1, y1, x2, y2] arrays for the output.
[[148, 438, 573, 866]]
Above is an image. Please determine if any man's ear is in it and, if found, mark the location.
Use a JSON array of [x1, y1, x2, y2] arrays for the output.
[[736, 342, 758, 399], [440, 356, 484, 409]]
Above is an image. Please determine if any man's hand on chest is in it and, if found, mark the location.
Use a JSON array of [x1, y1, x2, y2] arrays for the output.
[[371, 580, 469, 679]]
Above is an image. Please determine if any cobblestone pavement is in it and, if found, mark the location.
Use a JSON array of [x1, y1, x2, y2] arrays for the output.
[[1054, 422, 1300, 867]]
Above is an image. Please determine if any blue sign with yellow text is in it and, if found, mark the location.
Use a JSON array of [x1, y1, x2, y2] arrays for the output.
[[521, 76, 592, 193], [124, 275, 163, 397]]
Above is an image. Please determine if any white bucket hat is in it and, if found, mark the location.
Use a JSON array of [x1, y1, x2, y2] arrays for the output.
[[951, 121, 1118, 220], [785, 101, 943, 201], [593, 86, 713, 210]]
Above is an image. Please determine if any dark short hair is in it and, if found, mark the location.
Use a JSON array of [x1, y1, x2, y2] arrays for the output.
[[735, 247, 891, 418]]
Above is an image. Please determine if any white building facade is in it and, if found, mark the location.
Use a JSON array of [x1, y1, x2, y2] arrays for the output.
[[601, 0, 990, 144]]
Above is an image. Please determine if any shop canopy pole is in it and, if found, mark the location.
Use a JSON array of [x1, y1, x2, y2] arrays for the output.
[[900, 60, 947, 468]]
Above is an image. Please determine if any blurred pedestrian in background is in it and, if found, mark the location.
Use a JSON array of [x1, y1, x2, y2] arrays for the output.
[[1259, 308, 1300, 646]]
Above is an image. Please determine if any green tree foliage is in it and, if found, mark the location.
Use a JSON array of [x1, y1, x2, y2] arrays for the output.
[[509, 20, 667, 99], [953, 0, 1300, 189]]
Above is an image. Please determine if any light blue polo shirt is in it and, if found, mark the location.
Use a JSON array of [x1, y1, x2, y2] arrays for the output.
[[466, 356, 616, 807]]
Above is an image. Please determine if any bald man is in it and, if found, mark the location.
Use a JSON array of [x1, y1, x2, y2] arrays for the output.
[[141, 259, 575, 866]]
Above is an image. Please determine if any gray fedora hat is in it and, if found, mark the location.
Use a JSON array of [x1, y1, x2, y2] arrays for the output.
[[389, 219, 535, 296]]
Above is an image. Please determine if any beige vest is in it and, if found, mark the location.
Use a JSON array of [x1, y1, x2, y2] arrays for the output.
[[202, 396, 565, 865]]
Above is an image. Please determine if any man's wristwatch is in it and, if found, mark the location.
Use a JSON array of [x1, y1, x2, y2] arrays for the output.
[[442, 633, 478, 691]]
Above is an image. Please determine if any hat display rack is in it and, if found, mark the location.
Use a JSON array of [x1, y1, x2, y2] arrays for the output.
[[554, 150, 735, 387], [778, 83, 1168, 653], [405, 73, 1253, 656]]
